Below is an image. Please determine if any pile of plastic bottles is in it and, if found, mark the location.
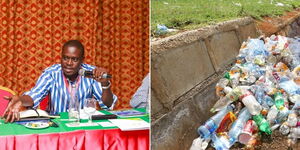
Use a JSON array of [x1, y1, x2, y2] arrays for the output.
[[196, 35, 300, 150]]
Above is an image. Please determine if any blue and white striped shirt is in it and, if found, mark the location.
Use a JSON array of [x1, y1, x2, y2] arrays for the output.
[[24, 64, 118, 115]]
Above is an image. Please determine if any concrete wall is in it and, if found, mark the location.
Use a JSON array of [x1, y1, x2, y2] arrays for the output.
[[151, 17, 260, 150], [151, 14, 300, 150]]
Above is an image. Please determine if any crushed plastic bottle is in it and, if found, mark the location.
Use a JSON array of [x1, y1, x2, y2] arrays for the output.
[[238, 120, 258, 144], [210, 87, 242, 113], [287, 110, 298, 127], [279, 121, 290, 135], [198, 105, 234, 139], [274, 92, 285, 110], [216, 111, 237, 133], [211, 133, 230, 150], [228, 108, 251, 146], [267, 105, 278, 124], [240, 89, 262, 116], [253, 114, 272, 135]]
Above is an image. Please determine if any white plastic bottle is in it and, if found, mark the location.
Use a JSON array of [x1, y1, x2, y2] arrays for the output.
[[267, 105, 278, 124], [240, 89, 262, 115]]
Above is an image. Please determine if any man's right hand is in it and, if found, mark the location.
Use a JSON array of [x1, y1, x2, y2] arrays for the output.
[[3, 95, 22, 123]]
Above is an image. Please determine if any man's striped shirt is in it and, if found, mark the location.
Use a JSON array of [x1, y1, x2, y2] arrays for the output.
[[24, 64, 117, 115]]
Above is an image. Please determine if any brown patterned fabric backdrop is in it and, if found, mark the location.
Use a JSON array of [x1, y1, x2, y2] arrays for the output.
[[0, 0, 149, 109]]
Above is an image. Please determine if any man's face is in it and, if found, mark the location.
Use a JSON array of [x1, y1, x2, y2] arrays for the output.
[[61, 46, 83, 78]]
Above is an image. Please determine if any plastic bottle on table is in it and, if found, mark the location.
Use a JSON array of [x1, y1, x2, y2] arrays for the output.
[[228, 107, 251, 146], [253, 114, 272, 135], [198, 105, 234, 139], [240, 89, 262, 116]]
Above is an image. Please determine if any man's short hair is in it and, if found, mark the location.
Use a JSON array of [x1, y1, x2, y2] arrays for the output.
[[62, 40, 85, 58]]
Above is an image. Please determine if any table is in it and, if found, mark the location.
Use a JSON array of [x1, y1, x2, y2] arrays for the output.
[[0, 109, 149, 150]]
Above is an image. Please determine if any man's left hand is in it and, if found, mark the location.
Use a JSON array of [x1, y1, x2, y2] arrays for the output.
[[93, 67, 110, 85]]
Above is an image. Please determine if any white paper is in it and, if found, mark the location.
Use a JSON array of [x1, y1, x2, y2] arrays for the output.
[[97, 122, 116, 127], [108, 118, 150, 131], [65, 122, 99, 127]]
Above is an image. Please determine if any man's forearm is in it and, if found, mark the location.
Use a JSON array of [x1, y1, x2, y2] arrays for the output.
[[20, 95, 34, 107]]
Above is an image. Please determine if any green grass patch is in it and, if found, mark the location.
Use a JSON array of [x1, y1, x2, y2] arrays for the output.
[[151, 0, 300, 37]]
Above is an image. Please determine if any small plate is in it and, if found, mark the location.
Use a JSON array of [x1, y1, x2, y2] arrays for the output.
[[24, 122, 49, 129]]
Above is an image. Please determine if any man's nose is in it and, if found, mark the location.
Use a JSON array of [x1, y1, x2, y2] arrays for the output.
[[66, 59, 73, 65]]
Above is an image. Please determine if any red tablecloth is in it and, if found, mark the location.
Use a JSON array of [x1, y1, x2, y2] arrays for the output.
[[0, 129, 149, 150]]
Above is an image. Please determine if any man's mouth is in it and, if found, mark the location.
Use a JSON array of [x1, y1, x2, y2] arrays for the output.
[[64, 68, 74, 73]]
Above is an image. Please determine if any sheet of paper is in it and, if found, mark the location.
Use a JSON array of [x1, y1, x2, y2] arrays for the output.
[[97, 122, 116, 127], [108, 118, 149, 131], [65, 122, 99, 127]]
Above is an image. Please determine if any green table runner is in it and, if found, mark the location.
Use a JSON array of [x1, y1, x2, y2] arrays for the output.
[[0, 108, 149, 136]]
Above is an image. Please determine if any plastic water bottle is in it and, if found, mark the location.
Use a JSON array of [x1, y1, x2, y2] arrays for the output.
[[211, 133, 230, 150], [254, 86, 265, 104], [253, 114, 272, 135], [275, 107, 289, 124], [210, 87, 241, 113], [240, 90, 262, 115], [289, 127, 300, 139], [287, 110, 298, 127], [267, 105, 278, 124], [279, 121, 290, 135], [274, 92, 285, 110], [265, 95, 275, 107], [198, 105, 234, 139], [215, 78, 230, 97], [228, 107, 251, 145], [156, 24, 168, 35]]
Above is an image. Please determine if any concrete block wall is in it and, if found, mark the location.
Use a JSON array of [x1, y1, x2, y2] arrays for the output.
[[151, 14, 300, 150], [151, 17, 260, 150]]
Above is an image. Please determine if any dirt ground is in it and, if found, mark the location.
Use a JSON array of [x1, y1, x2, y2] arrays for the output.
[[205, 130, 300, 150], [256, 8, 300, 37]]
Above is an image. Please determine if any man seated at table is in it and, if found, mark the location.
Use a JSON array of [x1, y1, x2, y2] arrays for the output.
[[3, 40, 117, 122], [130, 73, 149, 108]]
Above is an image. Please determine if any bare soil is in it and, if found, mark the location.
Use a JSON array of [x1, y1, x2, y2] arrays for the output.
[[205, 130, 300, 150]]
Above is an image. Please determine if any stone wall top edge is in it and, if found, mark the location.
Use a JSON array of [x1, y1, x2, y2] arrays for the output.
[[151, 17, 254, 54]]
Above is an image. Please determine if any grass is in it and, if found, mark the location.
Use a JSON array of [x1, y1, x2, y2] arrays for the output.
[[151, 0, 300, 37]]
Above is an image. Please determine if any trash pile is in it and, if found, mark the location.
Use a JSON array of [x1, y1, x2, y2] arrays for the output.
[[193, 35, 300, 150]]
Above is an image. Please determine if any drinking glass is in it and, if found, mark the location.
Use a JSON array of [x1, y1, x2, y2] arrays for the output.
[[84, 98, 97, 124], [68, 96, 80, 125]]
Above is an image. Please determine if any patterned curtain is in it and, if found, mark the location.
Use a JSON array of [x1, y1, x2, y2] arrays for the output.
[[0, 0, 149, 109]]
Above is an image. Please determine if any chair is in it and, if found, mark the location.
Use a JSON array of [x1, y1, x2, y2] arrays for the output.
[[0, 86, 16, 116], [40, 95, 49, 110]]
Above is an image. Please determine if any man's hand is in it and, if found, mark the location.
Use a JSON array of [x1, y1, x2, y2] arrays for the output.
[[3, 95, 22, 122], [92, 67, 113, 108], [92, 67, 110, 85]]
